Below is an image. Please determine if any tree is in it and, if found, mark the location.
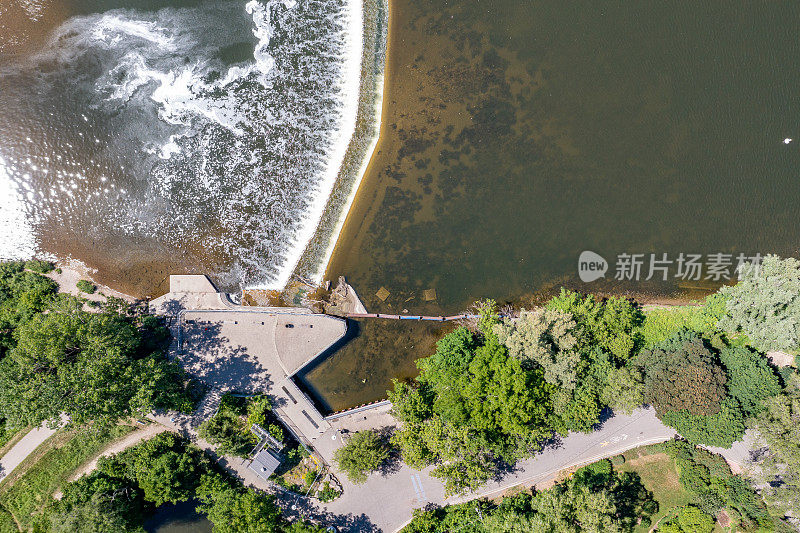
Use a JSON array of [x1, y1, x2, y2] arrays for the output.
[[115, 433, 209, 506], [660, 397, 745, 448], [599, 366, 645, 415], [637, 333, 727, 417], [547, 289, 644, 361], [390, 322, 553, 494], [0, 297, 189, 428], [750, 373, 800, 520], [42, 472, 145, 533], [494, 308, 581, 390], [196, 473, 283, 533], [719, 346, 780, 417], [333, 430, 390, 484], [719, 255, 800, 351]]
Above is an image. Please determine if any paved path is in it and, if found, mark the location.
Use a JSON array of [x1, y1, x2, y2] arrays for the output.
[[0, 423, 59, 482], [281, 407, 677, 532]]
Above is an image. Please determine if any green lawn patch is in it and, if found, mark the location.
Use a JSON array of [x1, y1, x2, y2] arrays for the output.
[[618, 444, 695, 532], [0, 424, 134, 531]]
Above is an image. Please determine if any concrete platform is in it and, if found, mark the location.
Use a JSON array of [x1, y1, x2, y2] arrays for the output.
[[150, 275, 347, 452]]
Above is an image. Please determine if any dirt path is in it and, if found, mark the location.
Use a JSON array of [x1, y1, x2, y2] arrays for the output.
[[69, 424, 169, 482]]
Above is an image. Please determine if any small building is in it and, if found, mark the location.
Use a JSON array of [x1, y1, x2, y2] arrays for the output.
[[248, 449, 282, 481]]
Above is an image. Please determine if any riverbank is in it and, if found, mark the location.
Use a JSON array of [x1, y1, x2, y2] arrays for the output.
[[290, 0, 389, 286]]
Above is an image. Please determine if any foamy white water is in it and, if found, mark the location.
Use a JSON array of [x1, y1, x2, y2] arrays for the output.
[[0, 156, 37, 259], [0, 0, 364, 291], [267, 0, 364, 288]]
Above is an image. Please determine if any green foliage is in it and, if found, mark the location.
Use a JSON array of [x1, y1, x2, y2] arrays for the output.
[[198, 395, 265, 458], [660, 398, 745, 448], [390, 325, 554, 494], [76, 279, 96, 294], [719, 255, 800, 351], [494, 308, 580, 390], [0, 424, 133, 531], [599, 365, 645, 415], [547, 289, 644, 361], [246, 395, 272, 428], [659, 505, 715, 533], [333, 430, 389, 484], [637, 332, 727, 417], [750, 372, 800, 520], [0, 291, 189, 428], [403, 461, 656, 533], [0, 263, 58, 358], [719, 346, 781, 417], [637, 294, 728, 348], [196, 473, 282, 533], [23, 259, 54, 274], [41, 472, 145, 533], [111, 432, 210, 506], [664, 440, 774, 527], [316, 481, 339, 502], [303, 469, 317, 488]]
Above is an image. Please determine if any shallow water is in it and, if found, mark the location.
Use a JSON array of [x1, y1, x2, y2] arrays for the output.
[[326, 1, 800, 315], [0, 0, 361, 297], [306, 2, 800, 407]]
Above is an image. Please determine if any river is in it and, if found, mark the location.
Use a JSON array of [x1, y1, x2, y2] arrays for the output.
[[3, 2, 799, 412], [0, 0, 362, 297], [306, 1, 800, 410]]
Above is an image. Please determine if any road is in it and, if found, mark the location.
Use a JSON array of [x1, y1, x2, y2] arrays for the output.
[[287, 407, 677, 532], [0, 423, 59, 482]]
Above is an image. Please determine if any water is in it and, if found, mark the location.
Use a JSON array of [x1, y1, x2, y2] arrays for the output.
[[0, 0, 362, 297], [306, 2, 800, 407], [325, 1, 800, 315], [144, 501, 211, 533]]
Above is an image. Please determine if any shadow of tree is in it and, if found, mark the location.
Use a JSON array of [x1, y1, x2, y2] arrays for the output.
[[272, 489, 381, 532], [180, 320, 273, 393], [375, 425, 403, 478]]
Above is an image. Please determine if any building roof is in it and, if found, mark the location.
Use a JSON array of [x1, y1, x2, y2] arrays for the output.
[[248, 449, 282, 480]]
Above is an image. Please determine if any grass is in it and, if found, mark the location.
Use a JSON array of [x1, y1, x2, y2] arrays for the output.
[[0, 424, 134, 531], [617, 444, 695, 532], [637, 299, 723, 348]]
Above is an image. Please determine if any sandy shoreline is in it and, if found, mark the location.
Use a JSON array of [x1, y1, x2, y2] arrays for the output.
[[290, 0, 389, 287]]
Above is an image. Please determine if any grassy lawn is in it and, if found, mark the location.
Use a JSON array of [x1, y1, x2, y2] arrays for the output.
[[617, 444, 695, 532], [0, 424, 134, 531]]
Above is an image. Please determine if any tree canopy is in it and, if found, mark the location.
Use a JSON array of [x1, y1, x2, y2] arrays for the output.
[[0, 265, 190, 428], [333, 430, 390, 484], [719, 255, 800, 351], [389, 304, 554, 494]]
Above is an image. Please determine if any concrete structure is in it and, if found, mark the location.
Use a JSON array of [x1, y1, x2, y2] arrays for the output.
[[150, 275, 347, 461]]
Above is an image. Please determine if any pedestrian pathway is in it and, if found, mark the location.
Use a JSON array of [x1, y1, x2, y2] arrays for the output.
[[0, 423, 59, 482]]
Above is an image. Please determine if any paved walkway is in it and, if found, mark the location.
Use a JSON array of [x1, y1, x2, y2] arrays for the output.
[[0, 423, 59, 482], [274, 407, 677, 532]]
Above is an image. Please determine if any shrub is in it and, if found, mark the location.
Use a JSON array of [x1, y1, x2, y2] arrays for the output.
[[611, 454, 625, 466], [24, 259, 54, 273], [76, 280, 96, 294], [316, 481, 339, 502]]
